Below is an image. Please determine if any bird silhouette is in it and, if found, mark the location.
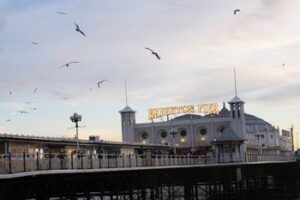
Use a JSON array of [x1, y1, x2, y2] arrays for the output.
[[31, 42, 39, 45], [33, 87, 38, 93], [234, 9, 240, 15], [9, 91, 12, 95], [59, 61, 79, 68], [18, 110, 28, 114], [31, 107, 37, 111], [6, 119, 11, 122], [145, 47, 160, 60], [74, 23, 86, 37], [56, 11, 66, 15], [97, 80, 107, 88], [25, 101, 31, 104]]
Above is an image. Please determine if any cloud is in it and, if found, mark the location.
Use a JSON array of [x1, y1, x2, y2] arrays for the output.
[[246, 81, 300, 103], [0, 0, 300, 140]]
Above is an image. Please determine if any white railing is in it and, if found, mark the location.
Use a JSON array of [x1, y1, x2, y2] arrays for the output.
[[246, 152, 295, 162], [0, 133, 168, 147], [0, 152, 295, 174]]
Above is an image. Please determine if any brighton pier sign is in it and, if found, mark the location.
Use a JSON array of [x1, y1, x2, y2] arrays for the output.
[[148, 103, 219, 120]]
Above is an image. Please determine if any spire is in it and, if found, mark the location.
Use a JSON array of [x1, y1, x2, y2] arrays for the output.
[[228, 68, 244, 104], [234, 68, 237, 96], [124, 79, 128, 106]]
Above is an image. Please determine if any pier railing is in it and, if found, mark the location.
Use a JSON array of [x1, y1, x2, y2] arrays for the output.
[[0, 152, 295, 174]]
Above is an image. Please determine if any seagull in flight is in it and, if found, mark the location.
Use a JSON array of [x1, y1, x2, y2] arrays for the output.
[[145, 47, 160, 60], [18, 110, 28, 114], [31, 42, 39, 45], [56, 11, 66, 15], [33, 87, 38, 93], [31, 107, 37, 111], [6, 119, 11, 122], [25, 101, 31, 104], [74, 23, 86, 37], [9, 91, 12, 95], [59, 61, 79, 68], [97, 80, 107, 88], [234, 9, 240, 15]]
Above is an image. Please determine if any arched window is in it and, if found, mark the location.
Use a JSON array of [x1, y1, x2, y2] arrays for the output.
[[141, 132, 148, 139], [180, 130, 187, 137]]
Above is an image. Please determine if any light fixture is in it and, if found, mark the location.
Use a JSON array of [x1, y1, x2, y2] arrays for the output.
[[70, 113, 82, 153]]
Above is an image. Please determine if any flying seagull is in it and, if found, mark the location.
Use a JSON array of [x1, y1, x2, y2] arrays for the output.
[[145, 47, 160, 60], [31, 107, 37, 111], [234, 9, 240, 15], [33, 87, 38, 93], [56, 11, 66, 15], [31, 42, 39, 45], [97, 80, 107, 88], [18, 110, 28, 114], [9, 91, 12, 95], [74, 23, 86, 37], [25, 101, 31, 104], [6, 119, 11, 122], [59, 61, 79, 68]]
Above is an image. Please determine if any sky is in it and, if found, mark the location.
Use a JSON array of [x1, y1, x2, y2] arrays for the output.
[[0, 0, 299, 147]]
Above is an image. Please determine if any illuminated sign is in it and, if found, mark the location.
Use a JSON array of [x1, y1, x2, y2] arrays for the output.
[[148, 103, 219, 120]]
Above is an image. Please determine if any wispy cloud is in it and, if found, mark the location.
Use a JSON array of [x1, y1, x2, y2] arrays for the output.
[[0, 0, 299, 141]]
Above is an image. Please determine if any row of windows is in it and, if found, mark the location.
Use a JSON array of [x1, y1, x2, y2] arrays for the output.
[[140, 126, 226, 140]]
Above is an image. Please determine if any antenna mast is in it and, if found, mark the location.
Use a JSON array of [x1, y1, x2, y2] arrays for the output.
[[124, 79, 128, 106], [234, 68, 237, 96]]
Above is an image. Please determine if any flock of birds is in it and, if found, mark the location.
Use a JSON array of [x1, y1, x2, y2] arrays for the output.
[[4, 10, 164, 123], [3, 8, 290, 124]]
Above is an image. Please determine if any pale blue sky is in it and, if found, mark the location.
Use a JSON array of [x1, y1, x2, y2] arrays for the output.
[[0, 0, 299, 147]]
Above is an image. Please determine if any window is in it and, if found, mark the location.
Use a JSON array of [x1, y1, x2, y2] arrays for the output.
[[180, 130, 187, 137], [200, 128, 207, 135], [160, 131, 167, 138], [141, 132, 148, 139], [224, 145, 235, 153], [217, 125, 226, 133]]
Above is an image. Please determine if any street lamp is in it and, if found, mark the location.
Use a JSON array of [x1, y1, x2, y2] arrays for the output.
[[256, 134, 263, 154], [291, 124, 294, 152], [170, 128, 177, 154], [70, 113, 82, 153]]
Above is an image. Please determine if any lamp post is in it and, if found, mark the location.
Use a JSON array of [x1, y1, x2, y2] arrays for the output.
[[170, 128, 177, 155], [291, 124, 294, 152], [70, 113, 82, 153], [256, 134, 263, 155]]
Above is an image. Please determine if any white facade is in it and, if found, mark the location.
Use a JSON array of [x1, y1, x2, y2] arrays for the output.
[[120, 96, 293, 156]]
